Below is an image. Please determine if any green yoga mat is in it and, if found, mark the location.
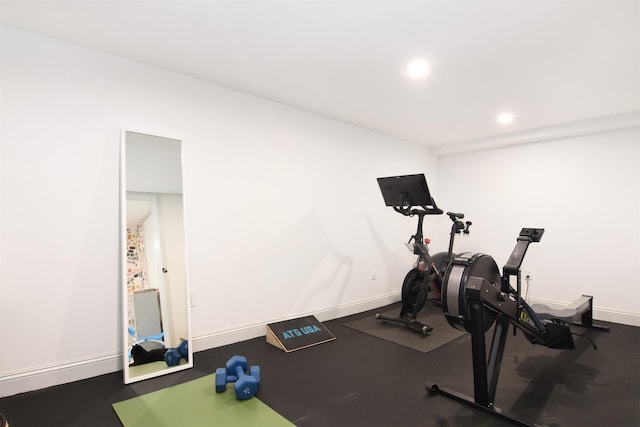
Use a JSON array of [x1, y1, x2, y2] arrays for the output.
[[112, 374, 294, 427]]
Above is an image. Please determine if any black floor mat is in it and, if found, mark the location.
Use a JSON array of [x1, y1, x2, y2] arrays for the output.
[[342, 301, 466, 353], [1, 304, 637, 427]]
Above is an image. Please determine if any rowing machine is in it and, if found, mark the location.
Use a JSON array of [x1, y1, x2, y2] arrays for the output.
[[428, 227, 609, 426]]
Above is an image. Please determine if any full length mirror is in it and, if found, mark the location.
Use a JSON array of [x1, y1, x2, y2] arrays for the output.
[[120, 130, 192, 384]]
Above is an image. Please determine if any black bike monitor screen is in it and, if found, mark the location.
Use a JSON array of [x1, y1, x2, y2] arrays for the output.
[[377, 174, 433, 207]]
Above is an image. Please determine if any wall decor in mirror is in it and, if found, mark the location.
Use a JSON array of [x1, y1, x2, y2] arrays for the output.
[[120, 129, 192, 384]]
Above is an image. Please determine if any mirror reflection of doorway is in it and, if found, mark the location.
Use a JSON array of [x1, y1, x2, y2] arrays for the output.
[[126, 194, 169, 351], [126, 192, 188, 364]]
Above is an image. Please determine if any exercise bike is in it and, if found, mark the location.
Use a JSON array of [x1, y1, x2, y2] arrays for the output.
[[375, 174, 471, 335], [428, 227, 609, 426]]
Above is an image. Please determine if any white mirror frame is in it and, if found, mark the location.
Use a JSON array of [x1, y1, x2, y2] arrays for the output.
[[120, 128, 193, 384]]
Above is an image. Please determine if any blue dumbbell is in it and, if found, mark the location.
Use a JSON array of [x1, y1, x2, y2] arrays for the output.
[[164, 340, 189, 366], [215, 355, 261, 400]]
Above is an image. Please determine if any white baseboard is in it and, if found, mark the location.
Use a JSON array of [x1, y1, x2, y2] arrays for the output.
[[527, 296, 640, 327], [191, 292, 401, 352], [0, 293, 399, 398], [0, 352, 120, 398], [3, 292, 636, 398]]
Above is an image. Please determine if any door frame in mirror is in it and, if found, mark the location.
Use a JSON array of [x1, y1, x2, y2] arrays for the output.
[[120, 128, 193, 384]]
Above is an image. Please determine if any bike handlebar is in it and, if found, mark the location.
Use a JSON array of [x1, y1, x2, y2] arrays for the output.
[[392, 197, 443, 216], [447, 212, 464, 221]]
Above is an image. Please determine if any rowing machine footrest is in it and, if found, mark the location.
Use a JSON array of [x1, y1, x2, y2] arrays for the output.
[[544, 322, 575, 349]]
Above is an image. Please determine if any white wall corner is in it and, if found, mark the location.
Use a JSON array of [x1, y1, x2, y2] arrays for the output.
[[430, 112, 640, 157]]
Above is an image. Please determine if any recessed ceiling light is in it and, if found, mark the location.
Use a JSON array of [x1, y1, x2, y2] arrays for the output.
[[497, 112, 514, 125], [407, 58, 430, 79]]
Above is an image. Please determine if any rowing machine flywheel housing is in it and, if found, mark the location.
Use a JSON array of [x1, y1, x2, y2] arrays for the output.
[[441, 252, 501, 332]]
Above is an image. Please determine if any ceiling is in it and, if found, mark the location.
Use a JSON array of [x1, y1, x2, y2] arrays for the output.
[[1, 1, 638, 147]]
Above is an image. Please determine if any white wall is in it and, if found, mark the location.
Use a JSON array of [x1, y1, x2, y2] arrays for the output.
[[2, 25, 638, 398], [432, 128, 639, 323], [0, 26, 435, 396]]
